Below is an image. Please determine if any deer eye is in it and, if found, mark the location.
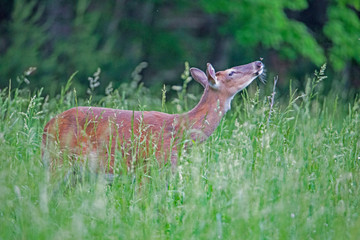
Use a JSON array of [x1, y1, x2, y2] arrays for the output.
[[228, 71, 235, 77]]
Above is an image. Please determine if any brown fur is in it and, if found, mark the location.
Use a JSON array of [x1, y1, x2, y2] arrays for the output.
[[42, 61, 264, 173]]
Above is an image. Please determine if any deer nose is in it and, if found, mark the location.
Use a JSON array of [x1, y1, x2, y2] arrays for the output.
[[255, 61, 263, 69]]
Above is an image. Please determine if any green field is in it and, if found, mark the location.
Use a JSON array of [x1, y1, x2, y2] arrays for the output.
[[0, 67, 359, 239]]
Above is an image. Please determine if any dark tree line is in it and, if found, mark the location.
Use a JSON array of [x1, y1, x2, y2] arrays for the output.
[[0, 0, 359, 96]]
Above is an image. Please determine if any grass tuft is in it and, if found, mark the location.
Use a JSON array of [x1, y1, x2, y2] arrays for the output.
[[0, 66, 359, 239]]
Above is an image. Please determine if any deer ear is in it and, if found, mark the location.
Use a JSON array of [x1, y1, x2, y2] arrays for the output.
[[190, 67, 208, 88], [206, 63, 218, 88]]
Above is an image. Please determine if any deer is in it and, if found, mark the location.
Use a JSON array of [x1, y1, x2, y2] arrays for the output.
[[42, 61, 264, 177]]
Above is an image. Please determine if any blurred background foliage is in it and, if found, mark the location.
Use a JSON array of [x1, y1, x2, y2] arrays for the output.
[[0, 0, 359, 98]]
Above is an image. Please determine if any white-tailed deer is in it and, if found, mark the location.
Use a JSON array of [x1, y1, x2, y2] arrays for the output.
[[42, 61, 264, 174]]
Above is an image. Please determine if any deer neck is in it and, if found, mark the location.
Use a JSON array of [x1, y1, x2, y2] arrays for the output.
[[181, 87, 230, 142]]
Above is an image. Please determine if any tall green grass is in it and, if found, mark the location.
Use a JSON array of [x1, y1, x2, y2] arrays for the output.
[[0, 66, 359, 239]]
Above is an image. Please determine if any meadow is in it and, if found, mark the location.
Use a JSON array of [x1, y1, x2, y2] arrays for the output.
[[0, 65, 359, 239]]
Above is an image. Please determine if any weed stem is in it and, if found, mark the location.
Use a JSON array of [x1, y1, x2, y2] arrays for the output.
[[267, 75, 278, 126]]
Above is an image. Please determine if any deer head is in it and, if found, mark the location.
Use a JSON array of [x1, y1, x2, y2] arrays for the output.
[[190, 61, 264, 106]]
